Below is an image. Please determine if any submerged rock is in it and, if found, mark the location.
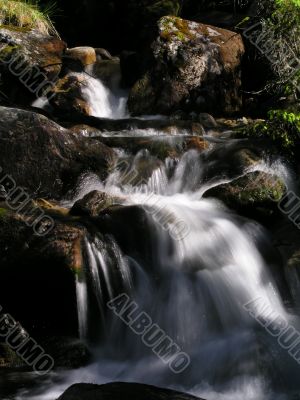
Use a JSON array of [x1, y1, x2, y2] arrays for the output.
[[128, 16, 245, 116], [0, 107, 115, 199], [58, 382, 203, 400]]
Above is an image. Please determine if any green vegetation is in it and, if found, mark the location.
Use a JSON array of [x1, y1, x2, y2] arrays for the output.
[[247, 0, 300, 97], [239, 110, 300, 152], [0, 0, 57, 35]]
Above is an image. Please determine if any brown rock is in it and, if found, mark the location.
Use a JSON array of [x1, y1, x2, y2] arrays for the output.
[[128, 16, 245, 116], [0, 106, 116, 199], [49, 73, 92, 116], [70, 190, 124, 217], [66, 46, 97, 66]]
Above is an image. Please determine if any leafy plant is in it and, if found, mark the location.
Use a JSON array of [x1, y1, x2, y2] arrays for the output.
[[0, 0, 58, 35], [239, 109, 300, 151]]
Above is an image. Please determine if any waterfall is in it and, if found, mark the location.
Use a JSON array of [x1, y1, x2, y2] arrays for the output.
[[31, 148, 297, 400], [80, 74, 127, 119], [18, 135, 300, 400], [75, 236, 133, 343]]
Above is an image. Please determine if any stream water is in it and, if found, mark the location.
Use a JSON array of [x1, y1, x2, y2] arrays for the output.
[[10, 78, 300, 400]]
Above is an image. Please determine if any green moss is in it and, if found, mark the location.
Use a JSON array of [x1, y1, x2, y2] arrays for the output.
[[0, 43, 19, 60], [160, 16, 196, 42]]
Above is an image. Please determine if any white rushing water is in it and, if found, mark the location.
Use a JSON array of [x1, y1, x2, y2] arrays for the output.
[[31, 73, 128, 119], [80, 73, 127, 119], [16, 78, 300, 400], [17, 143, 300, 400]]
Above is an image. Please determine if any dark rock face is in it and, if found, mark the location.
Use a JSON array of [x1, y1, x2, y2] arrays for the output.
[[0, 27, 65, 104], [57, 382, 203, 400], [0, 107, 116, 199], [128, 16, 245, 116], [0, 205, 86, 337]]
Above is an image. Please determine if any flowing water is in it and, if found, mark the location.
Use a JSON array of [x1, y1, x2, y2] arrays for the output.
[[13, 79, 300, 400], [80, 73, 127, 119]]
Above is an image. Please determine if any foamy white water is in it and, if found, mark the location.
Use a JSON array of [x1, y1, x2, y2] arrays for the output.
[[80, 73, 127, 119], [16, 143, 300, 400]]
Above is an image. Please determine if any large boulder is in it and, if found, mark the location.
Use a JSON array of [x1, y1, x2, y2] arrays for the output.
[[128, 16, 245, 116], [0, 27, 66, 105], [57, 382, 203, 400], [0, 107, 116, 199]]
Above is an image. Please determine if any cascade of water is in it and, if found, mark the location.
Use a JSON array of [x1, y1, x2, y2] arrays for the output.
[[80, 73, 127, 119], [53, 147, 298, 400], [18, 109, 299, 399], [75, 236, 134, 343]]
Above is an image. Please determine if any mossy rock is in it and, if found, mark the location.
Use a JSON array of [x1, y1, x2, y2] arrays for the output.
[[128, 16, 245, 116], [205, 171, 286, 211]]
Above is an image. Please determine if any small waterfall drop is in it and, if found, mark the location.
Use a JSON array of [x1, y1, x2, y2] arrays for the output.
[[80, 74, 127, 119]]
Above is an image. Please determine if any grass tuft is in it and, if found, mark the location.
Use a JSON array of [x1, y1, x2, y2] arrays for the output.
[[0, 0, 58, 35]]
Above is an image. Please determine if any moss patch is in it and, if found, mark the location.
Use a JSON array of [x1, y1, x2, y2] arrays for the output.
[[159, 16, 196, 42]]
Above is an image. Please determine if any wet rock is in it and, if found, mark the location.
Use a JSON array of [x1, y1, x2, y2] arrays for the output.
[[70, 191, 124, 217], [170, 110, 188, 121], [92, 59, 121, 90], [62, 115, 205, 136], [49, 73, 92, 116], [41, 337, 91, 369], [96, 205, 152, 258], [198, 113, 218, 128], [128, 16, 245, 116], [217, 117, 255, 129], [57, 382, 203, 400], [0, 106, 116, 199], [96, 136, 209, 160], [0, 27, 66, 105], [66, 47, 97, 67], [205, 171, 286, 211], [0, 206, 87, 337], [95, 48, 114, 61]]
